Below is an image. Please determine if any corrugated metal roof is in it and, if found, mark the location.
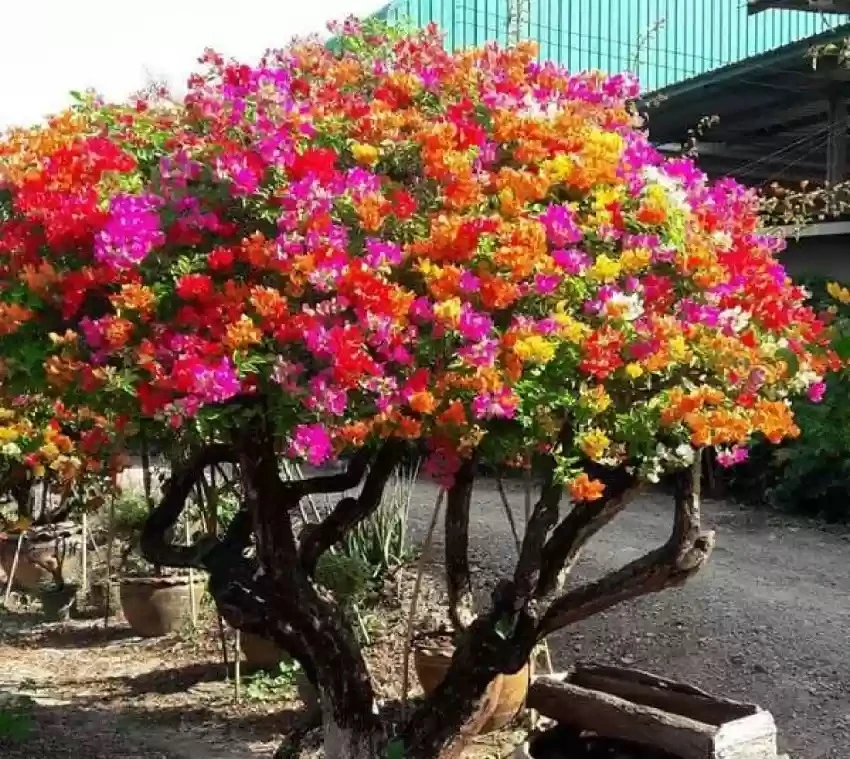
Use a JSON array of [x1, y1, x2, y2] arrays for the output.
[[374, 0, 850, 91]]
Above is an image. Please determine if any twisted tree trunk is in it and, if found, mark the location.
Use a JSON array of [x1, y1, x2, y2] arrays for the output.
[[140, 413, 714, 759]]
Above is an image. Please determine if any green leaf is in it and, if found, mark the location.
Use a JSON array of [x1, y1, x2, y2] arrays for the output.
[[832, 335, 850, 361], [776, 347, 800, 377], [384, 739, 406, 759]]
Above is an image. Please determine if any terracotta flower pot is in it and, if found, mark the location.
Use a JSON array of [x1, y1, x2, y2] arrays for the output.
[[119, 576, 206, 637], [240, 632, 288, 670], [413, 635, 532, 733], [0, 527, 81, 591]]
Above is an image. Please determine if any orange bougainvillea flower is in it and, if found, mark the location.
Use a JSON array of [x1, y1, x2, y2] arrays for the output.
[[0, 303, 34, 336], [110, 283, 157, 314], [394, 415, 423, 440], [437, 400, 467, 427], [354, 193, 390, 232], [224, 315, 263, 351], [569, 474, 606, 502], [409, 390, 437, 415]]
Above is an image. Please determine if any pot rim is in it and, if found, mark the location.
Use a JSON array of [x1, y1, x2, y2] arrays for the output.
[[40, 582, 79, 595], [412, 630, 455, 650], [0, 523, 82, 542], [120, 575, 206, 588]]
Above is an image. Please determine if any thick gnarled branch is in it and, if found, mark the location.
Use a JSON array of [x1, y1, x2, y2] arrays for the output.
[[236, 421, 384, 747], [506, 421, 573, 613], [288, 447, 373, 498], [140, 443, 238, 569], [536, 464, 638, 598], [445, 455, 477, 630], [298, 442, 404, 573], [535, 456, 714, 639]]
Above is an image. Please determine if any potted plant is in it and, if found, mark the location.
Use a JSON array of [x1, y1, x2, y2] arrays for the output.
[[119, 573, 205, 637], [413, 629, 532, 733], [0, 518, 82, 593], [0, 515, 81, 621], [111, 490, 205, 637]]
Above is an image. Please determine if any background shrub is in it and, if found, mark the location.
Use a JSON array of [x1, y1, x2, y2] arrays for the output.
[[725, 276, 850, 521]]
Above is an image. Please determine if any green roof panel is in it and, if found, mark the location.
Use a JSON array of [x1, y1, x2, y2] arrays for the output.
[[374, 0, 850, 91]]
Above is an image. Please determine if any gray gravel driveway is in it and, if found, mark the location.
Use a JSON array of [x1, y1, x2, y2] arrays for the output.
[[406, 478, 850, 759]]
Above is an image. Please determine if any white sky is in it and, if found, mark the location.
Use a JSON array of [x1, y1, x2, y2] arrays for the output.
[[0, 0, 386, 129]]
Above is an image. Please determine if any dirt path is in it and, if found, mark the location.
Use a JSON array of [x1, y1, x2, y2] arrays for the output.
[[406, 479, 850, 759], [0, 561, 467, 759], [0, 618, 282, 759]]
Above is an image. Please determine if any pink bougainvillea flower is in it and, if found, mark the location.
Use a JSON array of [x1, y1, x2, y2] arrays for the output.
[[807, 380, 826, 403], [716, 446, 750, 468], [289, 423, 333, 466], [94, 193, 165, 270], [551, 248, 590, 274]]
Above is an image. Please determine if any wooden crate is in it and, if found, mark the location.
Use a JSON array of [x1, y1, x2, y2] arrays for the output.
[[526, 664, 780, 759]]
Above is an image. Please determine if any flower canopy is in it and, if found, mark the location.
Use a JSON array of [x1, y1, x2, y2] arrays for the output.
[[0, 18, 836, 496]]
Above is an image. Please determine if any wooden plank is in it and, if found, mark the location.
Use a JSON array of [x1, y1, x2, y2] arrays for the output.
[[570, 666, 754, 726], [528, 675, 779, 759], [572, 664, 750, 705], [528, 678, 716, 758], [715, 710, 778, 759]]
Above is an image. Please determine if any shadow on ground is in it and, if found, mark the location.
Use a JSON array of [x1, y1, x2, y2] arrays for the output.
[[0, 681, 305, 759], [13, 622, 139, 650]]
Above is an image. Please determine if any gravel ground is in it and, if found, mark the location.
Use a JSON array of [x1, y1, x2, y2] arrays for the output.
[[405, 478, 850, 759]]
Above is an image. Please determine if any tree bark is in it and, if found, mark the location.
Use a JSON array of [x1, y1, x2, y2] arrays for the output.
[[505, 421, 573, 614], [236, 423, 386, 755], [140, 416, 716, 759], [536, 464, 638, 597], [299, 442, 403, 574], [401, 611, 538, 759], [536, 456, 713, 638], [445, 455, 476, 630], [140, 443, 237, 568], [141, 434, 386, 757]]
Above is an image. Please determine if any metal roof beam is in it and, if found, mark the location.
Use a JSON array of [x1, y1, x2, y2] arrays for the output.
[[646, 94, 785, 141], [658, 142, 825, 171], [748, 1, 850, 13], [719, 101, 828, 138]]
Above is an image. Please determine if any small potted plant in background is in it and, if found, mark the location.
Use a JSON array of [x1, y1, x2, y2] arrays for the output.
[[110, 489, 205, 637], [0, 484, 83, 597], [0, 400, 118, 601], [0, 496, 82, 622]]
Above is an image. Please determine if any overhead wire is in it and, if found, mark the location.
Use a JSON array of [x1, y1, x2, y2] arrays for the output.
[[731, 124, 833, 177], [764, 133, 831, 182]]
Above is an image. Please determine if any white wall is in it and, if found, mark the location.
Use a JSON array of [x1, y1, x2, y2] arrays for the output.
[[0, 0, 385, 129]]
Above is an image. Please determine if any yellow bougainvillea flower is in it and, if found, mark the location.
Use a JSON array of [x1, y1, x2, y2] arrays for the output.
[[579, 428, 610, 461], [827, 281, 850, 305], [351, 142, 379, 167], [514, 335, 556, 365]]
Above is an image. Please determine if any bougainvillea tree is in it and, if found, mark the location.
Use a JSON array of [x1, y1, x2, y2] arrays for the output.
[[0, 18, 837, 758]]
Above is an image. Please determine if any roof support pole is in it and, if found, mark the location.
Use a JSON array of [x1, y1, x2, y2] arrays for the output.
[[827, 87, 847, 185]]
